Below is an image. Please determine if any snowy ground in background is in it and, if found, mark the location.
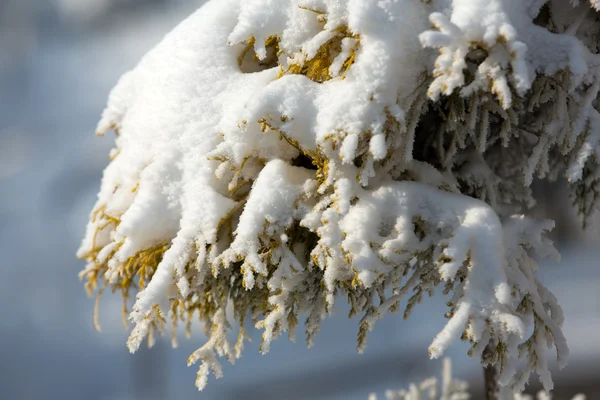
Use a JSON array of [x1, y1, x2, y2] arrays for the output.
[[0, 1, 598, 399]]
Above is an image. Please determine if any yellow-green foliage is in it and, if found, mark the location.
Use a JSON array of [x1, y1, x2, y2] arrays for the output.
[[279, 26, 359, 83]]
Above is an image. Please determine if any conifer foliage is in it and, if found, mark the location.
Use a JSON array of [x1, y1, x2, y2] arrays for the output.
[[79, 0, 600, 394]]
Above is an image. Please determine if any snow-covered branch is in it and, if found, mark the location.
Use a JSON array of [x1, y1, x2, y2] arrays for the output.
[[78, 0, 600, 394]]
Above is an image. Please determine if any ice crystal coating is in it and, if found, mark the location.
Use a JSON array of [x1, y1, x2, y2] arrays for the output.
[[79, 0, 600, 393]]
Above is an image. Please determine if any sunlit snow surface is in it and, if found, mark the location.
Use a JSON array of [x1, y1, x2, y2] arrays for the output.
[[0, 2, 598, 399]]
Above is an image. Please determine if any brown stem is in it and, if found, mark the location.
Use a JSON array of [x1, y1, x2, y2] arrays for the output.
[[482, 344, 500, 400], [484, 364, 499, 400]]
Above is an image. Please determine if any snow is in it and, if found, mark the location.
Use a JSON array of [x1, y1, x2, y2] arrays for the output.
[[70, 0, 600, 396], [216, 159, 313, 289]]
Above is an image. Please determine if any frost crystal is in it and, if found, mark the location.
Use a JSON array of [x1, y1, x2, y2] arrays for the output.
[[79, 0, 600, 393]]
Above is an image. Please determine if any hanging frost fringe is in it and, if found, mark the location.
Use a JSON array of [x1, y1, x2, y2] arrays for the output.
[[79, 0, 600, 393]]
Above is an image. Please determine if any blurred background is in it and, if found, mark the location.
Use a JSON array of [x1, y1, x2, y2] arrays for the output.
[[0, 1, 598, 399]]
